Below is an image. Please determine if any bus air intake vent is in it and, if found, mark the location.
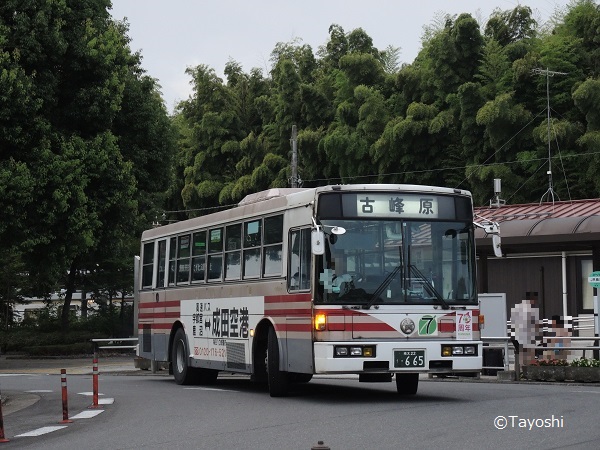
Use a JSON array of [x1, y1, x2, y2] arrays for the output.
[[226, 342, 246, 370]]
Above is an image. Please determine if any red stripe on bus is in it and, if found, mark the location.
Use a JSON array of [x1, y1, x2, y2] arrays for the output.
[[138, 300, 181, 309], [138, 312, 181, 319], [439, 322, 454, 332], [265, 294, 312, 303], [274, 323, 312, 333], [351, 322, 396, 332], [264, 308, 312, 316], [137, 323, 173, 330]]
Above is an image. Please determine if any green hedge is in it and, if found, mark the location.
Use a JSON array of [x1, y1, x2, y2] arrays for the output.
[[0, 329, 107, 355], [21, 342, 95, 357]]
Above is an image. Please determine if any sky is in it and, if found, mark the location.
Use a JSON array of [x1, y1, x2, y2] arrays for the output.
[[109, 0, 571, 113]]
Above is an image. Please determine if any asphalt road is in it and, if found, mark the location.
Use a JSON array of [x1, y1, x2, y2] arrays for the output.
[[1, 357, 599, 449]]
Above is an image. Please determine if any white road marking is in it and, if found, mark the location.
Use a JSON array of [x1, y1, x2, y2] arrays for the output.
[[183, 387, 236, 392], [77, 392, 105, 396], [570, 390, 600, 394], [15, 426, 67, 437], [26, 390, 53, 393], [99, 397, 114, 405], [71, 410, 104, 419]]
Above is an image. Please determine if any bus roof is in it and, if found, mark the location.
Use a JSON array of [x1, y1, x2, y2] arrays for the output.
[[141, 184, 471, 241]]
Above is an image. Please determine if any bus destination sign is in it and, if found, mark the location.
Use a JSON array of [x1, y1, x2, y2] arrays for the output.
[[355, 194, 439, 219]]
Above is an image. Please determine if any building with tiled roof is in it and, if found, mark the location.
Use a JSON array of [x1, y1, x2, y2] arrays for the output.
[[474, 199, 600, 322]]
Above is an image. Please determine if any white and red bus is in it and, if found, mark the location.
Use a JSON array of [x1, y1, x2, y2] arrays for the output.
[[135, 184, 485, 396]]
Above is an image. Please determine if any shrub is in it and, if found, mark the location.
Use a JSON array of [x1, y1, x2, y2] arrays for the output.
[[529, 358, 568, 366], [570, 358, 600, 368]]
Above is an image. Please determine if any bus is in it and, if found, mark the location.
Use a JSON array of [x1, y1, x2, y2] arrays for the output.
[[135, 184, 486, 396]]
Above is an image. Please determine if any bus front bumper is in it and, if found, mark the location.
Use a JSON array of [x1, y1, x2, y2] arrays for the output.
[[313, 341, 482, 374]]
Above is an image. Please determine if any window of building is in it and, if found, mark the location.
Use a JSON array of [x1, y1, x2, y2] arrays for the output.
[[581, 259, 594, 311]]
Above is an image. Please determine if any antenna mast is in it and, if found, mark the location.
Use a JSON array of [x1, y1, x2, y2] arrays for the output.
[[532, 67, 567, 205]]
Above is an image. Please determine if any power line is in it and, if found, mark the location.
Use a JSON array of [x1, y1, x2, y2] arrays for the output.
[[300, 150, 600, 185]]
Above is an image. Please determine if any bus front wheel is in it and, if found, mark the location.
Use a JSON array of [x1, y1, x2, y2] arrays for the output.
[[396, 373, 419, 395], [267, 327, 289, 397]]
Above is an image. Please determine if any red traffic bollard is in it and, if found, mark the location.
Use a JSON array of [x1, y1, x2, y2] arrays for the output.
[[0, 392, 10, 442], [60, 369, 73, 424], [89, 348, 100, 409]]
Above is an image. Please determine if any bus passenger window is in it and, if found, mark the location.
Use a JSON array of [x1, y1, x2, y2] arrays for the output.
[[142, 242, 154, 289], [263, 215, 283, 277], [225, 224, 242, 280], [208, 255, 223, 281], [177, 234, 191, 284], [191, 231, 206, 282], [156, 240, 167, 287], [168, 237, 176, 286], [208, 228, 223, 281], [243, 220, 261, 278]]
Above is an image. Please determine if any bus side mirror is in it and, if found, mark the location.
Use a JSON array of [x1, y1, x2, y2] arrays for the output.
[[311, 229, 325, 255]]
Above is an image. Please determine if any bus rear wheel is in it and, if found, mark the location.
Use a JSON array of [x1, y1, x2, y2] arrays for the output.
[[172, 328, 195, 385], [267, 327, 289, 397], [396, 373, 419, 395]]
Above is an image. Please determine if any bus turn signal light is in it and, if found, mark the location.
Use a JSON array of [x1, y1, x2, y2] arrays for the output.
[[315, 313, 326, 331]]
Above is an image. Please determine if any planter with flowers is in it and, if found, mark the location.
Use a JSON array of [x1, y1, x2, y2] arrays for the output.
[[566, 358, 600, 383], [524, 358, 600, 382], [524, 359, 568, 381]]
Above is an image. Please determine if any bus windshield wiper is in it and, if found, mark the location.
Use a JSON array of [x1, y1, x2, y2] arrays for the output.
[[364, 264, 402, 310], [408, 265, 449, 310]]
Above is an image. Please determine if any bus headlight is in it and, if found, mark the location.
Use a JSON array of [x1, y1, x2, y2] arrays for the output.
[[464, 346, 476, 355], [441, 345, 478, 356], [335, 347, 348, 356], [350, 347, 362, 356], [334, 345, 376, 358]]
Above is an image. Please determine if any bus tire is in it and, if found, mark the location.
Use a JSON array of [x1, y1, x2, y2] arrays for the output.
[[172, 328, 196, 385], [251, 334, 268, 384], [267, 327, 288, 397], [396, 373, 419, 395], [289, 373, 313, 383]]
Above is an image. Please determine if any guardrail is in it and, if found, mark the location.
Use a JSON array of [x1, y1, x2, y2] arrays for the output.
[[90, 337, 138, 351], [482, 335, 600, 377]]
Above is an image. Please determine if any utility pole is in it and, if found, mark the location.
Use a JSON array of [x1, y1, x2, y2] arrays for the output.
[[532, 67, 567, 205], [290, 125, 300, 188]]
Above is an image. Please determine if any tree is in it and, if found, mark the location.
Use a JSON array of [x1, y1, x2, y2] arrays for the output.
[[0, 1, 171, 329]]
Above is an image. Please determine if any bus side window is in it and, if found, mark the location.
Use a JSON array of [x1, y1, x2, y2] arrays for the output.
[[289, 228, 311, 291], [263, 215, 283, 277], [142, 242, 155, 289]]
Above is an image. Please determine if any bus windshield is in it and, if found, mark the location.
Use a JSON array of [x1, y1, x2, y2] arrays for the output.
[[315, 219, 476, 306]]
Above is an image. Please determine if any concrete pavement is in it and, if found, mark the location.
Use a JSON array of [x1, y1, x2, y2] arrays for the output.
[[0, 354, 153, 376]]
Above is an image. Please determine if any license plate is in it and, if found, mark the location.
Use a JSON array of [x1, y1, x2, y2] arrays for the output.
[[394, 350, 425, 368]]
